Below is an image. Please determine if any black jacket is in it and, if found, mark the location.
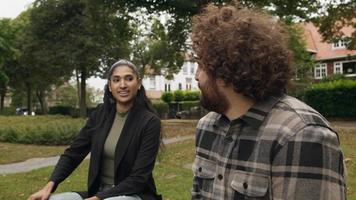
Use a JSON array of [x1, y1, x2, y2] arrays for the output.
[[49, 104, 162, 200]]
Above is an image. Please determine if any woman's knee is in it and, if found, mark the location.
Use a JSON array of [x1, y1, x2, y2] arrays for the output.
[[49, 192, 83, 200], [104, 195, 142, 200]]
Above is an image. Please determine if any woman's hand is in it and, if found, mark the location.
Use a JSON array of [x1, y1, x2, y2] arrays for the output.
[[85, 196, 100, 200], [27, 181, 54, 200]]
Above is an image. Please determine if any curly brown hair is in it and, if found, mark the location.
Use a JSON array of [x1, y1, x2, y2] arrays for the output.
[[192, 4, 293, 101]]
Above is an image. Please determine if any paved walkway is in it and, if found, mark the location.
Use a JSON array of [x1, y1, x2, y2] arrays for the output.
[[0, 135, 195, 175]]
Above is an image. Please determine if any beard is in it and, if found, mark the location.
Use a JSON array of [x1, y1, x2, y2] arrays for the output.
[[199, 81, 229, 114]]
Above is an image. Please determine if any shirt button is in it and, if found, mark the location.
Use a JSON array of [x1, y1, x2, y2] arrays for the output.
[[218, 174, 223, 180], [243, 182, 248, 189], [198, 167, 202, 172]]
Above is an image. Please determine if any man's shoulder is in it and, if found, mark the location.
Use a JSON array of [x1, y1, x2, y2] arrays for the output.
[[197, 112, 220, 128], [274, 95, 330, 128]]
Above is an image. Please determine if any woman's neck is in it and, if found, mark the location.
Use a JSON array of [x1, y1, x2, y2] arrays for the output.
[[116, 102, 133, 114]]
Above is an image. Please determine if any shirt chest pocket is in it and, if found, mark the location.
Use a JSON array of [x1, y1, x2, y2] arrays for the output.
[[231, 170, 269, 200], [192, 156, 216, 193]]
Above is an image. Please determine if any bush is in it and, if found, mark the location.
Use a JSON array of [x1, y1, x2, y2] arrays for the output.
[[0, 107, 16, 116], [184, 90, 200, 101], [304, 79, 356, 118], [0, 115, 85, 145], [181, 101, 200, 111], [152, 101, 169, 119], [173, 90, 185, 102], [49, 106, 75, 116], [161, 92, 174, 103]]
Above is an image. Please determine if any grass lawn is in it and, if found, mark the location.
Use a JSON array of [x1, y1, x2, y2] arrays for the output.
[[0, 140, 195, 200], [0, 119, 355, 199], [0, 120, 198, 164], [0, 143, 66, 164]]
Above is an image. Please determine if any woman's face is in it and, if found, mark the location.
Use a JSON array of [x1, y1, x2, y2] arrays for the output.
[[109, 65, 141, 108]]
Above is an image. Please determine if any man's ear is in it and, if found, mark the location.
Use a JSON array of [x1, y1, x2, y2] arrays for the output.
[[216, 78, 228, 87]]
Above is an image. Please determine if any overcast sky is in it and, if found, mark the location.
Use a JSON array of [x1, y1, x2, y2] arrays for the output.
[[0, 0, 35, 18]]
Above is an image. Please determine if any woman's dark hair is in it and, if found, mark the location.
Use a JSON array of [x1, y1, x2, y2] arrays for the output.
[[192, 4, 293, 101], [103, 59, 157, 116]]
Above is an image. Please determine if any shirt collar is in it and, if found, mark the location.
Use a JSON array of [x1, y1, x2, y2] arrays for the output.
[[213, 94, 284, 129]]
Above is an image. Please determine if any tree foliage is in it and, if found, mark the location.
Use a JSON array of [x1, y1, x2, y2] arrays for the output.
[[315, 0, 356, 50], [131, 18, 184, 79]]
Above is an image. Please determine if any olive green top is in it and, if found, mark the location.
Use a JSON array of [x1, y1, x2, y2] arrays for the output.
[[100, 111, 128, 185]]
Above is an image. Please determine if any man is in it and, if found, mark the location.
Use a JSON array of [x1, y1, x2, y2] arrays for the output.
[[191, 4, 347, 200]]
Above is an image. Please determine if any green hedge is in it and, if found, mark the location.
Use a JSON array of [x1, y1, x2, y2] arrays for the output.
[[304, 79, 356, 118], [152, 101, 169, 119], [161, 92, 174, 103], [161, 90, 200, 103], [0, 107, 16, 116], [181, 101, 200, 111], [0, 116, 85, 145]]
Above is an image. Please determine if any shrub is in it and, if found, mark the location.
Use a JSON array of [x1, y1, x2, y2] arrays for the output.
[[161, 92, 174, 103], [173, 90, 185, 102], [49, 106, 75, 116], [184, 90, 200, 101], [304, 79, 356, 118], [0, 115, 85, 145], [181, 101, 200, 111], [0, 107, 16, 116], [152, 101, 169, 119]]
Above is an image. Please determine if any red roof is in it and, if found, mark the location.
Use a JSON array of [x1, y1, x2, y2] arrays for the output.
[[301, 22, 356, 61]]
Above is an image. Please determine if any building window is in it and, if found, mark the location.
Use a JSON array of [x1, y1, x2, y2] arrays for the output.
[[334, 62, 343, 74], [149, 76, 155, 89], [183, 66, 188, 75], [186, 78, 192, 90], [168, 84, 171, 91], [314, 63, 327, 79], [165, 84, 167, 91], [178, 83, 182, 90], [190, 63, 195, 75], [332, 39, 349, 49]]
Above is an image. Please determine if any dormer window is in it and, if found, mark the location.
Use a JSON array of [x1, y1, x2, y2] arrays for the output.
[[332, 38, 349, 49]]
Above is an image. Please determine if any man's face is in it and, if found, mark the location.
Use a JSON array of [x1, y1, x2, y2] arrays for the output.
[[195, 64, 229, 114]]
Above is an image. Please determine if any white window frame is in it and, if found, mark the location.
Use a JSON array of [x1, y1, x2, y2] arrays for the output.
[[314, 63, 327, 79], [183, 65, 188, 75], [190, 62, 195, 75], [332, 39, 348, 49], [149, 76, 156, 89], [333, 62, 343, 74]]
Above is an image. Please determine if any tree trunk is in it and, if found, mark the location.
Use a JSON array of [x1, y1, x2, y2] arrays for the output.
[[75, 69, 81, 108], [36, 89, 48, 114], [27, 84, 32, 114], [0, 88, 6, 112], [79, 68, 87, 118]]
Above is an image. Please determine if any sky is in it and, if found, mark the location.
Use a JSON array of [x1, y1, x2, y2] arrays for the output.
[[0, 0, 107, 90]]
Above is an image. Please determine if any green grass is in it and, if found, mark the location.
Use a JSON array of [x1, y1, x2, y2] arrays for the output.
[[0, 142, 66, 164], [0, 140, 195, 200], [338, 128, 356, 200], [0, 118, 355, 199], [0, 120, 197, 164]]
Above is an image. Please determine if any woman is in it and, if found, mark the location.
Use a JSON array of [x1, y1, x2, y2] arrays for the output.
[[28, 59, 162, 200]]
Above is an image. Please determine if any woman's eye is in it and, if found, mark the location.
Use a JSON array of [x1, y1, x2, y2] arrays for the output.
[[112, 78, 120, 83], [126, 76, 133, 81]]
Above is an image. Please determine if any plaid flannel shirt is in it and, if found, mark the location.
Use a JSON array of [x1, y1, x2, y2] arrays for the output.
[[191, 95, 347, 200]]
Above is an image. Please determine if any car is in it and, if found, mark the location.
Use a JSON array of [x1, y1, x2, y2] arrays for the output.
[[16, 107, 35, 116]]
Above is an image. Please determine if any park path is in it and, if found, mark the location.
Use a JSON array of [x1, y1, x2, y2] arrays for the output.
[[0, 135, 195, 175]]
